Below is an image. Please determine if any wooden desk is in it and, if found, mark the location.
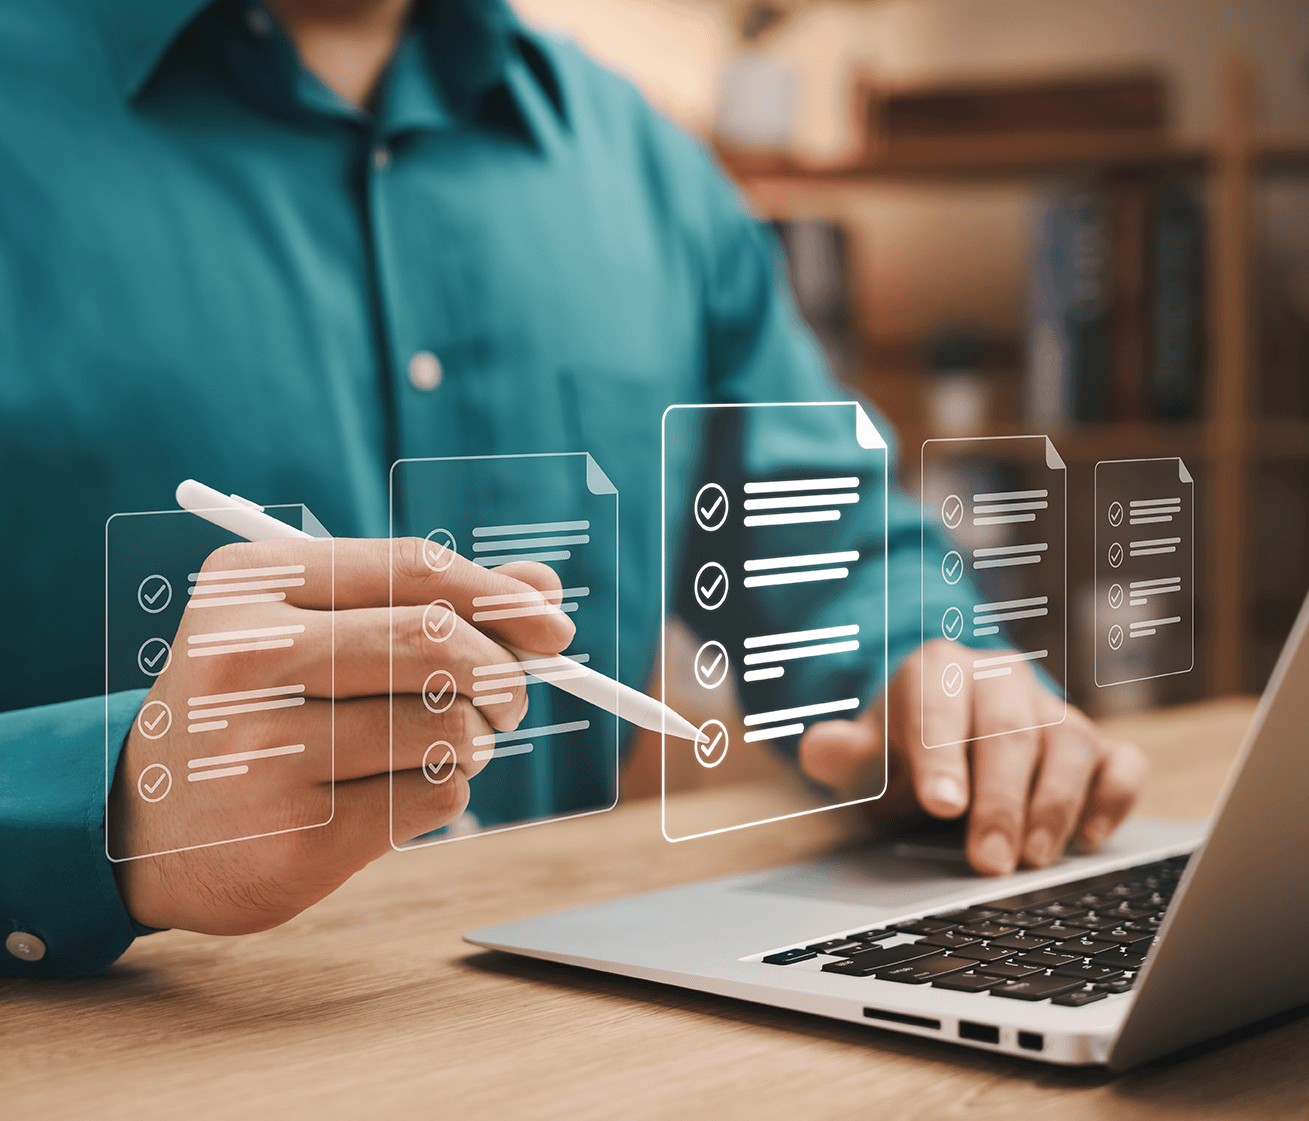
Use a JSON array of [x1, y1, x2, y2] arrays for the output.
[[5, 697, 1306, 1119]]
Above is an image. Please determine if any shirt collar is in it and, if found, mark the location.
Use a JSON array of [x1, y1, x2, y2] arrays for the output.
[[92, 0, 564, 136]]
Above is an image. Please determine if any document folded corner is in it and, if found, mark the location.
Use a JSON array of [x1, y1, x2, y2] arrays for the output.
[[1044, 436, 1066, 471], [585, 454, 617, 496], [854, 403, 887, 451]]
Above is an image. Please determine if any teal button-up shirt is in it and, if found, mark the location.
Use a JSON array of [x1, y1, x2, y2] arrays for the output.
[[0, 0, 975, 977]]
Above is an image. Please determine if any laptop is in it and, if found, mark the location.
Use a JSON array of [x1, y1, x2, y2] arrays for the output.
[[466, 593, 1309, 1069]]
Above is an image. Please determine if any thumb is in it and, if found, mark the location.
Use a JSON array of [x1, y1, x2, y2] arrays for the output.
[[799, 705, 884, 795]]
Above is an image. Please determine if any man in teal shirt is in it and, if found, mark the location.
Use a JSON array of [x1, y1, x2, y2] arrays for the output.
[[0, 0, 1144, 977]]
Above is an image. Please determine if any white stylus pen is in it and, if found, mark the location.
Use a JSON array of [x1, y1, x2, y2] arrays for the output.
[[176, 479, 707, 744]]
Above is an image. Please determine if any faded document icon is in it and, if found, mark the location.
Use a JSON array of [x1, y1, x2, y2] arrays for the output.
[[920, 436, 1067, 747], [662, 402, 889, 841], [389, 453, 619, 849], [105, 505, 335, 861], [1095, 457, 1194, 686]]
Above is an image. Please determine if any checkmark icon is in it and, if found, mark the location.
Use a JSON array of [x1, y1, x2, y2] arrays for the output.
[[941, 607, 964, 641], [694, 719, 729, 768], [144, 647, 165, 667], [941, 494, 964, 529], [427, 684, 450, 707], [426, 612, 450, 638], [694, 562, 729, 611], [1108, 583, 1124, 609], [694, 483, 729, 531], [421, 741, 456, 784], [137, 638, 171, 677], [144, 709, 166, 731], [941, 662, 964, 697], [700, 494, 723, 521], [693, 640, 729, 689], [136, 763, 172, 802], [942, 550, 963, 585], [144, 583, 165, 604], [422, 599, 456, 643], [144, 772, 167, 794], [137, 574, 173, 613], [422, 670, 456, 714], [699, 652, 724, 679]]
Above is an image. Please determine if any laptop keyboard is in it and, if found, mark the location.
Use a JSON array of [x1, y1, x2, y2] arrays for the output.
[[759, 854, 1189, 1007]]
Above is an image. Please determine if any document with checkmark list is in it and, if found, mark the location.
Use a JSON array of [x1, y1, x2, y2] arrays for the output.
[[920, 435, 1067, 748], [104, 503, 335, 861], [389, 453, 624, 849], [662, 402, 890, 841], [1094, 457, 1194, 687]]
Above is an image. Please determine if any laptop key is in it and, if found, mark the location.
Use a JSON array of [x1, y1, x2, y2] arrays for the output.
[[1032, 901, 1087, 920], [1003, 912, 1056, 929], [932, 969, 1001, 993], [819, 942, 937, 976], [991, 932, 1056, 952], [806, 938, 861, 953], [1093, 977, 1135, 994], [1054, 936, 1116, 957], [930, 907, 1003, 924], [977, 960, 1043, 980], [990, 975, 1083, 1002], [890, 918, 956, 935], [1098, 925, 1145, 945], [1011, 949, 1083, 969], [960, 921, 1018, 939], [1027, 919, 1082, 940], [1066, 912, 1123, 932], [875, 953, 973, 985], [918, 930, 983, 950], [1092, 949, 1147, 970], [1052, 962, 1124, 984], [762, 948, 818, 965], [952, 942, 1017, 963], [1052, 988, 1109, 1007], [850, 928, 897, 942]]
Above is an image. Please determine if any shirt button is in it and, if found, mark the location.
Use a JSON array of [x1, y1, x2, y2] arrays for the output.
[[6, 931, 46, 962], [408, 351, 442, 392], [372, 145, 392, 172], [246, 7, 273, 36]]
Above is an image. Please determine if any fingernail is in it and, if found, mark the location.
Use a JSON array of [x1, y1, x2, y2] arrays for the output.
[[1083, 817, 1110, 847], [923, 775, 967, 814], [976, 831, 1015, 875], [1024, 828, 1054, 867]]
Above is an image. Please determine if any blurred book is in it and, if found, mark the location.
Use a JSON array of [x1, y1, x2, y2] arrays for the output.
[[1147, 182, 1205, 419], [1026, 187, 1110, 424]]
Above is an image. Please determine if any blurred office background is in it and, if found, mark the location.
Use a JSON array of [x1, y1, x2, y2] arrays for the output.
[[510, 0, 1309, 789]]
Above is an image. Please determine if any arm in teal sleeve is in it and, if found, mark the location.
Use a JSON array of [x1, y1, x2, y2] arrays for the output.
[[0, 689, 156, 977]]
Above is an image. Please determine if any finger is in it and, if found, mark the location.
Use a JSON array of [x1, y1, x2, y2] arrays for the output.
[[965, 670, 1041, 875], [799, 717, 882, 793], [1074, 740, 1148, 849], [1019, 713, 1098, 868], [328, 695, 496, 783], [327, 767, 472, 866], [894, 643, 970, 817], [193, 538, 575, 654]]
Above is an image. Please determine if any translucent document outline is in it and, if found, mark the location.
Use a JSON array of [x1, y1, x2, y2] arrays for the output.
[[919, 435, 1068, 749], [388, 452, 621, 851], [104, 506, 335, 863], [660, 401, 890, 843], [1094, 456, 1195, 687]]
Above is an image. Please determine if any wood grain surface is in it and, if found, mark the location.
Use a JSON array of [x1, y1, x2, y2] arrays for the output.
[[4, 696, 1307, 1120]]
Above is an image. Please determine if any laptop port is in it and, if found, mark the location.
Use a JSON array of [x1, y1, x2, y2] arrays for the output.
[[863, 1008, 940, 1030], [958, 1021, 1000, 1044], [1018, 1031, 1045, 1052]]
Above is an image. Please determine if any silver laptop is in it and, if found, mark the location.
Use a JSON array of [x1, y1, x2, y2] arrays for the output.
[[467, 594, 1309, 1069]]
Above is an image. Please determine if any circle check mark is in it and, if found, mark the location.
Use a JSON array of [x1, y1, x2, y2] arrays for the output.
[[941, 606, 964, 642], [693, 640, 729, 689], [422, 529, 457, 573], [1108, 541, 1124, 569], [941, 494, 964, 530], [1108, 624, 1124, 651], [422, 670, 457, 714], [695, 719, 729, 769], [137, 574, 172, 614], [137, 638, 172, 678], [694, 483, 729, 532], [137, 763, 172, 803], [1108, 583, 1124, 610], [694, 562, 729, 611], [941, 662, 964, 698], [421, 741, 457, 785], [941, 550, 964, 585], [1108, 501, 1124, 528], [422, 600, 457, 643], [136, 700, 172, 741]]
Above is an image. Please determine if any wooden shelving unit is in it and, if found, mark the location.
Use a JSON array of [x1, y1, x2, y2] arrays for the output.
[[722, 57, 1309, 700]]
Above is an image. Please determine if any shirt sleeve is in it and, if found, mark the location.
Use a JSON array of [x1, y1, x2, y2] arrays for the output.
[[0, 689, 156, 978]]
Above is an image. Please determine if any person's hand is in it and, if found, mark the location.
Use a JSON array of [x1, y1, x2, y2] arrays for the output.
[[799, 640, 1147, 875], [109, 537, 574, 935]]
